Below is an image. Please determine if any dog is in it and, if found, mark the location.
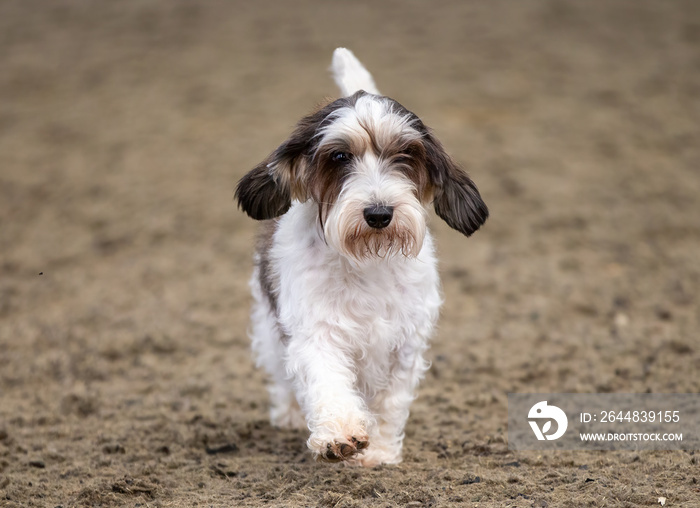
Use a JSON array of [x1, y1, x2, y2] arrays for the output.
[[235, 48, 488, 466]]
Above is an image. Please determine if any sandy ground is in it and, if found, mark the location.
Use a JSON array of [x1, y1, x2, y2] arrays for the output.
[[1, 1, 700, 506]]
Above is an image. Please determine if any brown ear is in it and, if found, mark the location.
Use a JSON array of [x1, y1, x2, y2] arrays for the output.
[[235, 128, 314, 220], [235, 116, 318, 220], [236, 95, 361, 220], [424, 131, 488, 236], [235, 155, 293, 220]]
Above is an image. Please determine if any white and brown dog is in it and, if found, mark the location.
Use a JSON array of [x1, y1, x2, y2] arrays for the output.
[[236, 48, 488, 466]]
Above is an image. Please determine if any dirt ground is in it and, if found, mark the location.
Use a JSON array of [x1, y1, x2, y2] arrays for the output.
[[1, 1, 699, 506]]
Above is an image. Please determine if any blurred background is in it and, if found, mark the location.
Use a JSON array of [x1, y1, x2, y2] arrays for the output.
[[1, 1, 699, 506]]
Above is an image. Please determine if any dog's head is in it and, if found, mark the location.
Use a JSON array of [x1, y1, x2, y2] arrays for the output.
[[236, 91, 488, 262]]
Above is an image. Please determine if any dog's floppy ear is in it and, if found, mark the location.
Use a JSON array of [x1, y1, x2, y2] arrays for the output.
[[236, 111, 324, 220], [235, 142, 297, 220], [424, 131, 489, 236]]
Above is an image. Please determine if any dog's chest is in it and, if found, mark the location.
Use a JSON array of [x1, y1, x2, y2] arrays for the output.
[[272, 211, 441, 347], [336, 262, 434, 344]]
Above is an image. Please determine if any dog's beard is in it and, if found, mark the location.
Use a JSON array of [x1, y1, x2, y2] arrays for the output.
[[324, 198, 426, 262]]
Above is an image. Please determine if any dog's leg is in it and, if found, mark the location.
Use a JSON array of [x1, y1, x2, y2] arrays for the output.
[[287, 336, 372, 462], [267, 370, 306, 430], [249, 266, 305, 429], [359, 344, 429, 467]]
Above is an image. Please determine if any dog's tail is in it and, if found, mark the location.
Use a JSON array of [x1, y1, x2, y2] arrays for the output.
[[331, 48, 380, 97]]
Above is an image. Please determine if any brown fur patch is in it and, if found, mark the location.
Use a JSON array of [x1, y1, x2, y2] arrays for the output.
[[385, 140, 433, 203], [255, 220, 280, 314], [342, 224, 421, 261], [306, 145, 353, 226]]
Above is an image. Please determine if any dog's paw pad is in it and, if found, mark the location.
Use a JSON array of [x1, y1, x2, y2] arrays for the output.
[[318, 437, 369, 462], [320, 441, 354, 462]]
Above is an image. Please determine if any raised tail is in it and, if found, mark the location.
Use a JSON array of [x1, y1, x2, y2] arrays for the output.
[[331, 48, 380, 97]]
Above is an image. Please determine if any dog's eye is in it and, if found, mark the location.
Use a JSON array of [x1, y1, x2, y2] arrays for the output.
[[331, 152, 352, 163]]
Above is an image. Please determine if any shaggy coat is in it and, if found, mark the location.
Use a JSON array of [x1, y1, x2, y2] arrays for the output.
[[236, 48, 488, 466]]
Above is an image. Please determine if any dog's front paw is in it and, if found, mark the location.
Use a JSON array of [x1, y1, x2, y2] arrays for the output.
[[321, 437, 369, 462], [308, 429, 369, 462]]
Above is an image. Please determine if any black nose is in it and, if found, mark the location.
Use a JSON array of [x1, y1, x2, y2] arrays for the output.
[[363, 205, 394, 229]]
